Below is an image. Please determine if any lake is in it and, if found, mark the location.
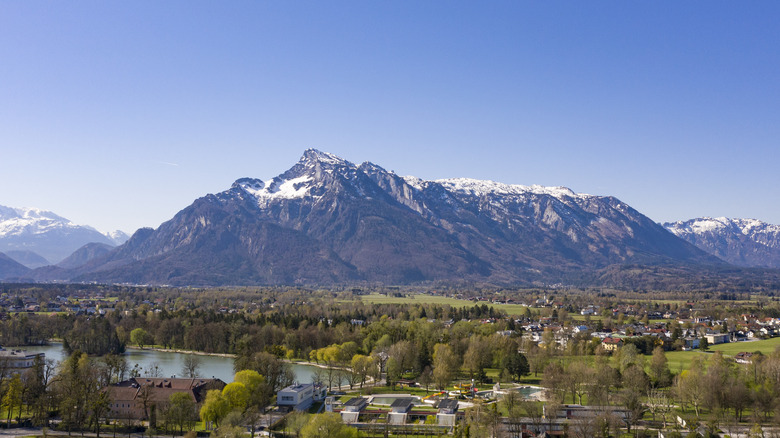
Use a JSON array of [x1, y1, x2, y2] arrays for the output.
[[22, 343, 320, 384]]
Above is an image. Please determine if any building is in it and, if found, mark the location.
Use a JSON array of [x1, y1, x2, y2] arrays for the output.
[[601, 337, 623, 352], [682, 337, 700, 350], [387, 397, 414, 425], [277, 383, 326, 412], [704, 333, 729, 345], [735, 352, 755, 364], [0, 348, 45, 374], [340, 397, 368, 423], [437, 398, 459, 427], [105, 377, 226, 420]]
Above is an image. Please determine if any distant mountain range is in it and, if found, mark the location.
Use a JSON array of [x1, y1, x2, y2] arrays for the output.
[[0, 205, 128, 267], [2, 150, 779, 290], [664, 217, 780, 269]]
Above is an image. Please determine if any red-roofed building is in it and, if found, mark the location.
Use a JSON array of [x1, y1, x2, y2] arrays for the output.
[[105, 377, 226, 420]]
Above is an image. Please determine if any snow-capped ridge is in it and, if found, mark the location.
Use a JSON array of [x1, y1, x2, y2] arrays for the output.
[[238, 175, 314, 201], [666, 217, 780, 237], [300, 148, 353, 167], [435, 177, 586, 200]]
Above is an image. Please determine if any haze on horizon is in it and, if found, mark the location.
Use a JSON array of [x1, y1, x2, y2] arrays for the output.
[[1, 2, 778, 235]]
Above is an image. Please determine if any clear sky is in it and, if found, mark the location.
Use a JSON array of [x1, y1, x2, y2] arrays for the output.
[[1, 1, 779, 234]]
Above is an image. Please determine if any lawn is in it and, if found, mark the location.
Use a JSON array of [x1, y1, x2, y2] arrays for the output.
[[358, 293, 535, 316], [709, 337, 780, 356], [664, 350, 707, 373], [662, 337, 780, 372]]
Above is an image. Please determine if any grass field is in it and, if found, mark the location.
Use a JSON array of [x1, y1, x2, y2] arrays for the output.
[[662, 338, 780, 372], [709, 336, 780, 355], [359, 293, 535, 316]]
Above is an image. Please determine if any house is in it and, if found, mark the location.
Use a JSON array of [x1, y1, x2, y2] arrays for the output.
[[0, 348, 45, 374], [682, 337, 700, 350], [277, 383, 326, 411], [106, 377, 226, 420], [572, 325, 589, 334], [601, 337, 623, 352], [704, 333, 729, 345], [735, 352, 755, 364]]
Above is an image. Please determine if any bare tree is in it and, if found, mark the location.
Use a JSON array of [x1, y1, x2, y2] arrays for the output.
[[180, 354, 202, 378]]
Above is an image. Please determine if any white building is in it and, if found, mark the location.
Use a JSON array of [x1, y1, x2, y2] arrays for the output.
[[0, 348, 44, 374], [277, 383, 326, 411]]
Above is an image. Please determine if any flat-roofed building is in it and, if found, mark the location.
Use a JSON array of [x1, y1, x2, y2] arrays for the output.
[[0, 348, 44, 374]]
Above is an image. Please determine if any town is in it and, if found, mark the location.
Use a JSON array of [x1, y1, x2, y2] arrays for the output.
[[1, 284, 780, 437]]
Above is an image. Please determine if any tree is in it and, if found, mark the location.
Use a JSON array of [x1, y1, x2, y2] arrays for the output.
[[349, 354, 374, 389], [300, 413, 358, 438], [222, 382, 249, 412], [386, 357, 402, 390], [649, 346, 672, 388], [180, 354, 202, 378], [24, 356, 56, 426], [285, 410, 309, 437], [200, 390, 230, 428], [432, 343, 458, 390], [502, 349, 530, 381], [463, 336, 491, 381], [130, 327, 152, 349], [419, 366, 433, 393], [525, 344, 547, 377], [55, 352, 99, 434], [675, 357, 706, 418], [165, 392, 197, 434], [3, 374, 22, 425]]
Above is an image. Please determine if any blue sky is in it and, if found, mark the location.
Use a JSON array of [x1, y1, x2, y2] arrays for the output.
[[1, 2, 778, 234]]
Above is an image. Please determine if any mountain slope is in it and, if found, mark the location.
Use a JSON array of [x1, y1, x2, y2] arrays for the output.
[[56, 242, 115, 269], [57, 149, 725, 287], [664, 217, 780, 268], [0, 252, 31, 280], [0, 205, 122, 264], [4, 250, 50, 269]]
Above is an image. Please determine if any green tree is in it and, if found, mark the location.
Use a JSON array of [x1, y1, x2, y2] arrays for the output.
[[165, 392, 197, 434], [200, 390, 230, 428], [3, 374, 22, 425], [222, 382, 249, 412], [130, 327, 152, 349], [649, 346, 672, 388], [432, 343, 457, 390], [300, 413, 358, 438], [502, 349, 530, 381]]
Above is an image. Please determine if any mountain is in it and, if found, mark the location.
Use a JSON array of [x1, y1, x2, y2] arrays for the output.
[[4, 250, 50, 269], [57, 242, 115, 269], [60, 149, 725, 287], [106, 230, 130, 246], [664, 217, 780, 268], [0, 252, 31, 280], [0, 205, 123, 264]]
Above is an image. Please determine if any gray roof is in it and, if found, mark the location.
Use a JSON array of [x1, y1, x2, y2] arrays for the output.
[[438, 399, 458, 411], [344, 397, 368, 407], [390, 397, 414, 409]]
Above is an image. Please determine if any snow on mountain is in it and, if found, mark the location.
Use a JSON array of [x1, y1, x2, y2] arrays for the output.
[[664, 217, 780, 268], [0, 206, 73, 236], [61, 149, 724, 287], [435, 177, 586, 200], [0, 205, 118, 264], [105, 230, 130, 245]]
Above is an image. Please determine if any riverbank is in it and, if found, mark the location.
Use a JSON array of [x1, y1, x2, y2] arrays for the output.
[[126, 345, 237, 358]]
